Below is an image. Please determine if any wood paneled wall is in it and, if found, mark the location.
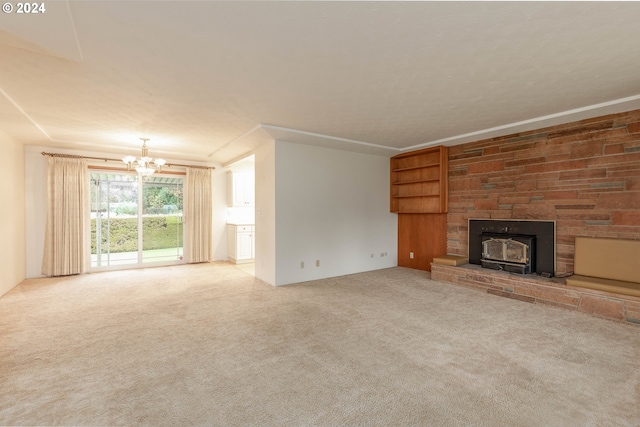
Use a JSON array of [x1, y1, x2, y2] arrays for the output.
[[397, 213, 447, 271]]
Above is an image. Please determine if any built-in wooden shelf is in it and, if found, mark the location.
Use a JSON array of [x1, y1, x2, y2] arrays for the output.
[[392, 164, 440, 173], [390, 146, 448, 214], [391, 178, 441, 185]]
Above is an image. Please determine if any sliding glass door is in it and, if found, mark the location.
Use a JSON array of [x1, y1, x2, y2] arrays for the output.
[[91, 173, 139, 267], [91, 172, 184, 269], [141, 177, 184, 263]]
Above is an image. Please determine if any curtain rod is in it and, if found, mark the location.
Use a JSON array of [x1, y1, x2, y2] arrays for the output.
[[40, 152, 215, 170]]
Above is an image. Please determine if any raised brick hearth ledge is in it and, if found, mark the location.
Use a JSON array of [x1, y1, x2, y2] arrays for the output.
[[431, 263, 640, 325]]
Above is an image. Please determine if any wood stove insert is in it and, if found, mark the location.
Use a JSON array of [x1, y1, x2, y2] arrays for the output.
[[469, 219, 555, 277], [481, 233, 536, 274]]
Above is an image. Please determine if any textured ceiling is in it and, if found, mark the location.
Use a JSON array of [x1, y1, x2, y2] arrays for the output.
[[1, 1, 640, 164]]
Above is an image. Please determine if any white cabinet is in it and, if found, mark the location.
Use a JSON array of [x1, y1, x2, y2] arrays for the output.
[[227, 224, 254, 263], [227, 171, 254, 207]]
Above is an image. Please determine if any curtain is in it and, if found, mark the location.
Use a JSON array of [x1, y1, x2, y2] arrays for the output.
[[41, 157, 89, 276], [185, 167, 212, 263]]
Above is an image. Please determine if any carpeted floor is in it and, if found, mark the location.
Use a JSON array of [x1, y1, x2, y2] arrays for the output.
[[1, 262, 639, 426]]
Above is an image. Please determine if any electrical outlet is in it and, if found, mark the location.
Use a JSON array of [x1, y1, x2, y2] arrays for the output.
[[409, 252, 414, 259], [380, 252, 384, 257], [316, 260, 320, 267], [300, 261, 304, 268], [371, 254, 374, 258]]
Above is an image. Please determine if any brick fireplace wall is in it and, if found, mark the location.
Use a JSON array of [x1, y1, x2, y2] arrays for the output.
[[447, 109, 640, 275]]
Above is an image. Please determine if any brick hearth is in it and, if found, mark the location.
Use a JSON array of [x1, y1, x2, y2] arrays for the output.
[[431, 263, 640, 325]]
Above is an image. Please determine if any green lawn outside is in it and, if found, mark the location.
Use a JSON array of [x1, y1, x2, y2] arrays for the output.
[[91, 246, 184, 267], [91, 215, 183, 254]]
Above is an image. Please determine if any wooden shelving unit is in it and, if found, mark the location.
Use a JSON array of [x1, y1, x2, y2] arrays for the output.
[[390, 146, 448, 213]]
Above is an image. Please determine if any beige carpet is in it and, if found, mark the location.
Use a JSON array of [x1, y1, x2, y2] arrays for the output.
[[1, 262, 639, 426]]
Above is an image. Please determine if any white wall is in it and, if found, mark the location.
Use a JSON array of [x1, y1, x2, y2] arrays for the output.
[[210, 165, 230, 262], [0, 131, 26, 297], [24, 147, 47, 278], [254, 141, 276, 285], [24, 146, 224, 278], [274, 141, 397, 286]]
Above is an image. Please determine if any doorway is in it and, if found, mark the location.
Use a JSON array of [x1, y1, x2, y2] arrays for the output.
[[90, 172, 185, 269], [226, 155, 255, 276]]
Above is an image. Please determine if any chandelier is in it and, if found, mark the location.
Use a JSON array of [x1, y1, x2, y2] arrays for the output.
[[122, 138, 166, 176]]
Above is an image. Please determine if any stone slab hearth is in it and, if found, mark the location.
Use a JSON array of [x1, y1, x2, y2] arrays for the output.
[[431, 262, 640, 325]]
